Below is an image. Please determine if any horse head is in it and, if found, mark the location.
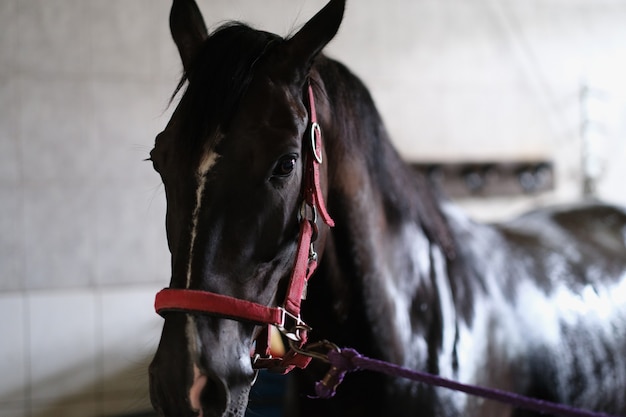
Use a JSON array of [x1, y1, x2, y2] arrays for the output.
[[149, 1, 345, 416]]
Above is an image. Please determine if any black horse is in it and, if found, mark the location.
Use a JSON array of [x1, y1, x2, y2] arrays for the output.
[[148, 1, 626, 416]]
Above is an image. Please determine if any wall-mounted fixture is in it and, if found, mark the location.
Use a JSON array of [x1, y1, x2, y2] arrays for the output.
[[411, 161, 554, 198]]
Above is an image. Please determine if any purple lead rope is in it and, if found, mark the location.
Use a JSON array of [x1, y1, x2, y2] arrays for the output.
[[314, 348, 621, 417]]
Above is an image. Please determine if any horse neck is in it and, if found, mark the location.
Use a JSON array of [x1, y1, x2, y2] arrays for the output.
[[308, 58, 455, 365]]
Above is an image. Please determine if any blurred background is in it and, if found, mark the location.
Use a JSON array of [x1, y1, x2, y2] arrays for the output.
[[1, 0, 625, 416]]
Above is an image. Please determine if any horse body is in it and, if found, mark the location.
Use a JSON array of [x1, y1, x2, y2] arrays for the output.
[[446, 204, 626, 414], [289, 56, 626, 417], [149, 1, 626, 416]]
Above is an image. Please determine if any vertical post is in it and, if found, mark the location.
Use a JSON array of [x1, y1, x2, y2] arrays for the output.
[[580, 82, 609, 198]]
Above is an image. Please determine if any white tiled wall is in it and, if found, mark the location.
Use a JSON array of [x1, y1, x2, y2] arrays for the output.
[[1, 0, 173, 415], [1, 0, 626, 416], [28, 291, 98, 412], [0, 286, 162, 417], [0, 294, 27, 416], [0, 0, 176, 293]]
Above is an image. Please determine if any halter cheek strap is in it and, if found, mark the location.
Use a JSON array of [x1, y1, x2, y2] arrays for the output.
[[154, 81, 334, 373]]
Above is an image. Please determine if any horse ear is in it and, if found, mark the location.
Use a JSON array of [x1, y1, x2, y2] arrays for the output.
[[170, 0, 208, 71], [283, 0, 346, 80]]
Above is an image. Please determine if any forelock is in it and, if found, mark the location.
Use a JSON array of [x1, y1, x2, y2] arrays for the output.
[[173, 22, 284, 152]]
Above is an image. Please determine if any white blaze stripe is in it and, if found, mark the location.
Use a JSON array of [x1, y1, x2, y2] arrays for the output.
[[185, 137, 222, 406], [186, 142, 221, 289]]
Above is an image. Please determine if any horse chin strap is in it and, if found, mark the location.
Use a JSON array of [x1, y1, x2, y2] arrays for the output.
[[154, 81, 334, 374]]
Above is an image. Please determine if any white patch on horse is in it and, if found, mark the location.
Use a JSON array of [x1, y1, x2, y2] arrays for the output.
[[400, 222, 457, 373], [382, 222, 465, 408], [431, 245, 456, 375], [440, 204, 524, 389], [186, 315, 206, 415], [515, 274, 626, 405], [185, 134, 223, 410], [186, 134, 223, 288], [517, 271, 626, 336], [376, 222, 425, 365]]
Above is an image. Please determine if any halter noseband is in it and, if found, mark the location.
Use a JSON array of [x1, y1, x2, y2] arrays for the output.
[[154, 82, 334, 373]]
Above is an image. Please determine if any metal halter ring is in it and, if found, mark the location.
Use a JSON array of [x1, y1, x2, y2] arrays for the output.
[[310, 122, 323, 164]]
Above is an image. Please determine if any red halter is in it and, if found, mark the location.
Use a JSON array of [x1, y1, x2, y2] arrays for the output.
[[154, 82, 334, 373]]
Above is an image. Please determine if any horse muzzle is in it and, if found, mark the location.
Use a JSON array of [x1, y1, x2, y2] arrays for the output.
[[150, 354, 253, 417], [149, 314, 255, 417]]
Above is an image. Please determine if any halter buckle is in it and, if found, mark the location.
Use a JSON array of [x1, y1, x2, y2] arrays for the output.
[[299, 201, 320, 244], [277, 308, 311, 342], [299, 200, 318, 224]]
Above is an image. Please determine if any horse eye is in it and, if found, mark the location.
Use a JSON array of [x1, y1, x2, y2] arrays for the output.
[[272, 155, 297, 178]]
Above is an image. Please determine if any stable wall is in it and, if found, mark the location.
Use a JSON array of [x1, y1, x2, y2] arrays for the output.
[[1, 1, 625, 416]]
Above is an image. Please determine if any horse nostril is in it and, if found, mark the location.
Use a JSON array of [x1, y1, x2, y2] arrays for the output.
[[189, 365, 207, 413], [190, 366, 229, 417]]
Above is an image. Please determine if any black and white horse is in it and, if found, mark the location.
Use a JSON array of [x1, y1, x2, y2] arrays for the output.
[[148, 1, 626, 416]]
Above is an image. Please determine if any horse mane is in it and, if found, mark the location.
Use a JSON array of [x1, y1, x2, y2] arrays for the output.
[[314, 58, 457, 259], [171, 22, 283, 150]]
